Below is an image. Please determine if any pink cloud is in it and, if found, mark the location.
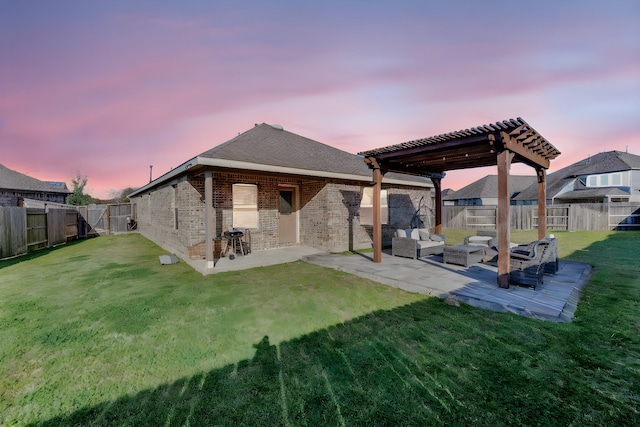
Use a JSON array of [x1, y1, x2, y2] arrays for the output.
[[1, 1, 637, 200]]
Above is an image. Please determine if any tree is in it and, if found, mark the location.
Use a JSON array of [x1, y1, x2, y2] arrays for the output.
[[114, 187, 137, 203], [66, 173, 93, 205]]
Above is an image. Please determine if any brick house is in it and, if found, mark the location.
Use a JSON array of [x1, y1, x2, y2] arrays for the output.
[[0, 163, 70, 207], [513, 150, 640, 204], [443, 174, 537, 206], [128, 123, 433, 264]]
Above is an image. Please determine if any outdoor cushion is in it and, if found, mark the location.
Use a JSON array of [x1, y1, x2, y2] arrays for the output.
[[417, 240, 443, 249], [418, 229, 430, 241], [466, 235, 493, 246]]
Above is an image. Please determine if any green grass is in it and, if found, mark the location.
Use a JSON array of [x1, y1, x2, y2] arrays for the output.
[[1, 231, 638, 425]]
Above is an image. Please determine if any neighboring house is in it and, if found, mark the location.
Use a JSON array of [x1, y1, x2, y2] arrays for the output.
[[514, 150, 640, 204], [441, 188, 456, 206], [128, 123, 433, 261], [443, 175, 537, 206], [0, 163, 70, 207]]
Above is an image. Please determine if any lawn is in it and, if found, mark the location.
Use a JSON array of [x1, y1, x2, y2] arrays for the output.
[[0, 231, 638, 425]]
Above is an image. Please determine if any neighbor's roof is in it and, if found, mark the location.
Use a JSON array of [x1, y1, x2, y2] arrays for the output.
[[514, 150, 640, 200], [0, 163, 70, 194], [554, 187, 630, 200], [130, 123, 431, 197], [444, 175, 537, 200]]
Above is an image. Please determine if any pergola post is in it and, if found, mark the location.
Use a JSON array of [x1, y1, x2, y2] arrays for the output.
[[497, 150, 514, 289], [536, 168, 547, 239], [372, 166, 383, 263], [204, 171, 214, 269], [432, 176, 442, 234]]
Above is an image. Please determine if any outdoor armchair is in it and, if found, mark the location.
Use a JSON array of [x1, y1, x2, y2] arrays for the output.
[[509, 240, 550, 289]]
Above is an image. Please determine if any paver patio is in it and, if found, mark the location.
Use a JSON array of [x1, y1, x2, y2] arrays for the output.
[[303, 251, 592, 322]]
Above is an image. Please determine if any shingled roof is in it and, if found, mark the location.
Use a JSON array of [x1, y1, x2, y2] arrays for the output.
[[197, 123, 428, 183], [0, 163, 70, 194], [444, 174, 537, 201], [130, 124, 431, 197], [514, 150, 640, 201], [555, 187, 630, 200]]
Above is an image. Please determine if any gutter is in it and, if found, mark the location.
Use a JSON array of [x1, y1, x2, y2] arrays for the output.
[[129, 156, 432, 198]]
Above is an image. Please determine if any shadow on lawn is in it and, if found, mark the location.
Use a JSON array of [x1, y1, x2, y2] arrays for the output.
[[0, 239, 87, 270], [32, 299, 487, 427], [28, 295, 629, 427]]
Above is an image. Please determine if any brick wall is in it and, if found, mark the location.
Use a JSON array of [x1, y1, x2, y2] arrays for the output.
[[132, 169, 432, 259]]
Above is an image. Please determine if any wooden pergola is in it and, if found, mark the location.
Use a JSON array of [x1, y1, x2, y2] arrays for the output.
[[359, 118, 561, 288]]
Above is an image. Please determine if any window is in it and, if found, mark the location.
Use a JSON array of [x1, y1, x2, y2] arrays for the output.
[[612, 173, 621, 186], [600, 174, 609, 186], [279, 190, 293, 215], [360, 187, 388, 225], [232, 184, 258, 228], [588, 176, 597, 187]]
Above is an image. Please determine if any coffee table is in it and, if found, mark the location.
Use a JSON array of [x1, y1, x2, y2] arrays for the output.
[[443, 245, 485, 267]]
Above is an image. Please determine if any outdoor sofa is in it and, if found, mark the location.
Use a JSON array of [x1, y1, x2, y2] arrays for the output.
[[392, 228, 446, 259]]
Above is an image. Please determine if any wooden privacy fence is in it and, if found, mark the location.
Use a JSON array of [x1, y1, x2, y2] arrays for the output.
[[0, 203, 136, 259], [0, 207, 79, 258], [83, 203, 136, 234], [443, 203, 640, 231]]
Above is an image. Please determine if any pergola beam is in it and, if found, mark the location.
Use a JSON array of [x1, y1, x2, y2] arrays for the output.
[[500, 131, 550, 169]]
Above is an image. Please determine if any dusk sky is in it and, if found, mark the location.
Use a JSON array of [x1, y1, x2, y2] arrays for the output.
[[1, 1, 638, 199]]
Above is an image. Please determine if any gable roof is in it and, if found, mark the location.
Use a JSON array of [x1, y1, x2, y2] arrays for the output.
[[0, 163, 70, 194], [514, 150, 640, 200], [130, 123, 431, 197], [444, 174, 537, 200]]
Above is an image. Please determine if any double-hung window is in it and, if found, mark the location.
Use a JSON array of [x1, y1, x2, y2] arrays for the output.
[[232, 184, 258, 228]]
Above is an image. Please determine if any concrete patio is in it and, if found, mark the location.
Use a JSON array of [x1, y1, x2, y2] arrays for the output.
[[183, 246, 592, 322]]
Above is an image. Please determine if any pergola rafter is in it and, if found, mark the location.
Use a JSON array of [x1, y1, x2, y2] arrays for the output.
[[359, 117, 560, 289]]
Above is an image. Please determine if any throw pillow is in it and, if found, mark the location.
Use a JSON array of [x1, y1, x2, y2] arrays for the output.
[[430, 234, 443, 242], [410, 229, 420, 240], [418, 229, 430, 241], [395, 229, 406, 238]]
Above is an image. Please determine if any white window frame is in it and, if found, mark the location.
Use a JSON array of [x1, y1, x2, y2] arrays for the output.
[[232, 183, 258, 229]]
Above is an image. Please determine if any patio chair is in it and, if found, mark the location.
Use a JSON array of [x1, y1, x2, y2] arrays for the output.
[[509, 240, 550, 289], [540, 236, 558, 274], [511, 236, 558, 274]]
